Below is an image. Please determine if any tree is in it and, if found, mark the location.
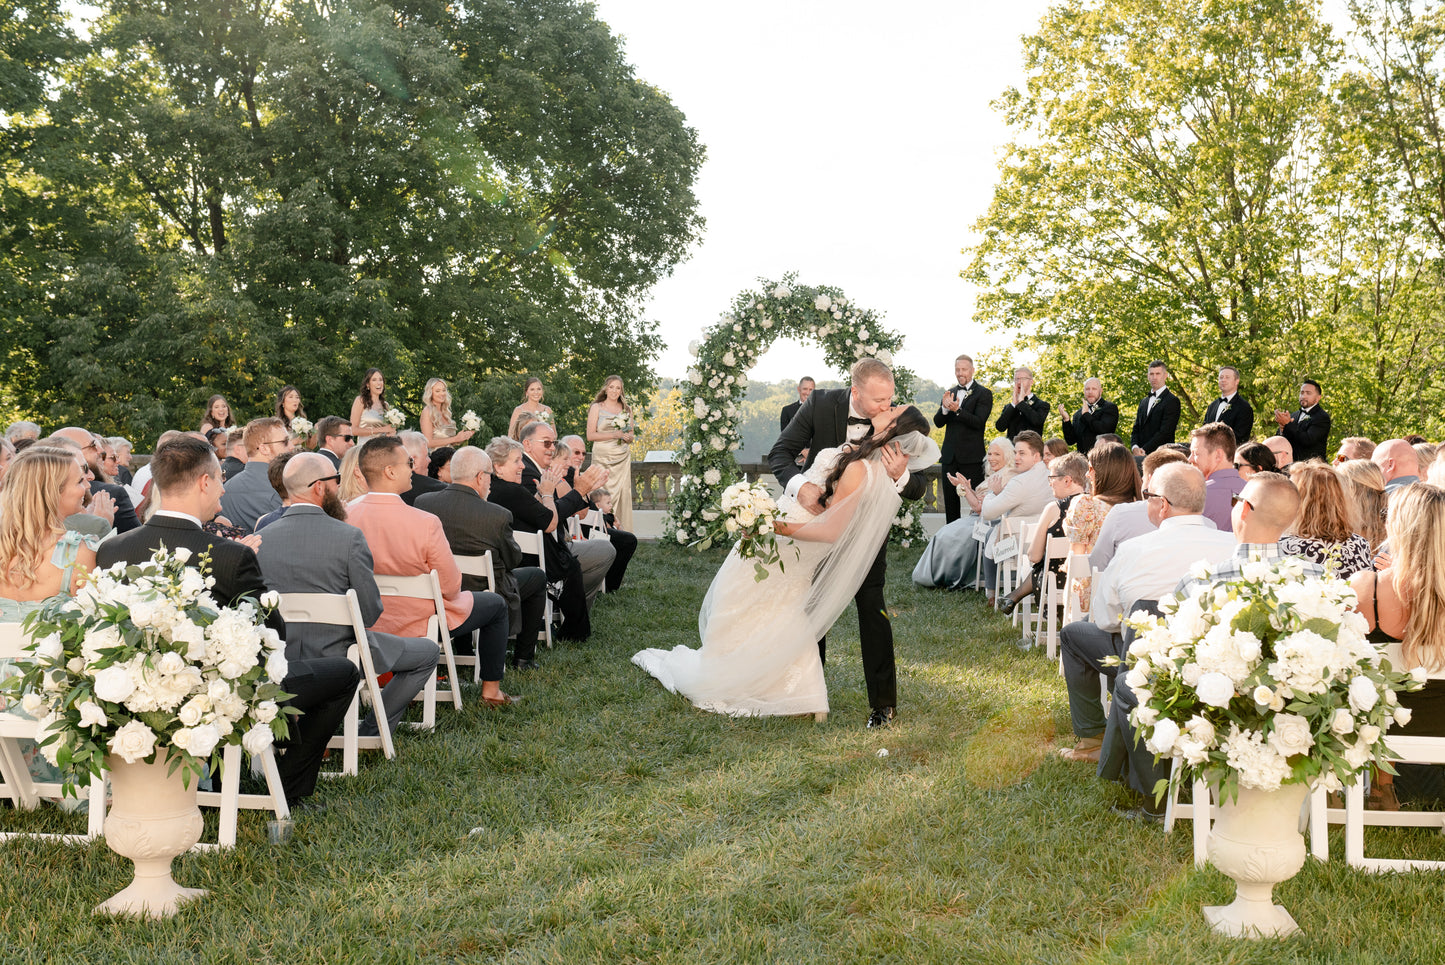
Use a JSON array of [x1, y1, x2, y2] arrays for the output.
[[0, 0, 702, 440]]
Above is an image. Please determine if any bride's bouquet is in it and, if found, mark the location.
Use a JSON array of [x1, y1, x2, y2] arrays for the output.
[[692, 481, 791, 582]]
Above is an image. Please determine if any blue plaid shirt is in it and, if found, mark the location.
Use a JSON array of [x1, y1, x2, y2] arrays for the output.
[[1171, 541, 1327, 602]]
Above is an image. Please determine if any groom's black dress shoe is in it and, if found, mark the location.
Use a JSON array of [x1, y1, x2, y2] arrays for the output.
[[866, 706, 896, 729]]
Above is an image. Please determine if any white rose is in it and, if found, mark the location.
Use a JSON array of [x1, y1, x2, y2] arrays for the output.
[[187, 723, 221, 759], [703, 469, 721, 486], [157, 651, 186, 675], [1412, 666, 1429, 684], [1331, 708, 1356, 735], [1348, 675, 1380, 712], [722, 351, 736, 367], [772, 286, 791, 298], [1146, 718, 1181, 755], [725, 518, 739, 534], [1195, 672, 1234, 708], [171, 546, 192, 564], [32, 632, 64, 663], [108, 719, 158, 764], [691, 442, 703, 454], [688, 339, 700, 356], [20, 693, 45, 716], [260, 590, 281, 610], [76, 700, 108, 729], [178, 696, 208, 727], [93, 665, 137, 703], [1252, 685, 1274, 706], [266, 650, 289, 683], [1359, 723, 1381, 745], [815, 294, 832, 311], [858, 327, 869, 339], [1394, 706, 1414, 727], [1267, 713, 1314, 757], [1185, 714, 1215, 745], [1124, 667, 1148, 690], [241, 722, 274, 756], [1133, 705, 1159, 727]]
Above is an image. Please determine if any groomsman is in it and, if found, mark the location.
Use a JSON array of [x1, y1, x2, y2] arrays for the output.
[[1060, 377, 1119, 454], [934, 354, 993, 522], [1129, 360, 1180, 455], [994, 366, 1049, 441], [1202, 366, 1254, 444], [780, 377, 815, 431], [1274, 379, 1331, 463]]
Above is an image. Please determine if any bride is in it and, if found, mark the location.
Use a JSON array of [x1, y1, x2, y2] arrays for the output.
[[634, 405, 937, 718]]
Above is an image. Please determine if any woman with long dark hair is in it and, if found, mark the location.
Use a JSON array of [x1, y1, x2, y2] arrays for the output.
[[349, 369, 394, 440]]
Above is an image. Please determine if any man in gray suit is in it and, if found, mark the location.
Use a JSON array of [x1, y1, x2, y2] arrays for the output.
[[256, 452, 439, 737], [220, 417, 292, 533]]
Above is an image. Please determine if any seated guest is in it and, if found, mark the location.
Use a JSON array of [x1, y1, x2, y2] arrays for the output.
[[416, 447, 549, 670], [1335, 436, 1376, 465], [48, 427, 141, 532], [1278, 462, 1373, 578], [913, 436, 1019, 590], [5, 421, 40, 444], [1089, 450, 1192, 576], [254, 450, 302, 531], [339, 443, 368, 503], [347, 440, 515, 707], [221, 428, 247, 481], [1060, 442, 1141, 614], [427, 446, 456, 482], [561, 434, 636, 593], [1000, 452, 1088, 615], [1189, 422, 1245, 531], [398, 430, 446, 506], [977, 430, 1053, 606], [1374, 438, 1421, 494], [518, 422, 615, 608], [96, 437, 359, 809], [1338, 458, 1389, 551], [107, 436, 134, 486], [1352, 483, 1445, 808], [314, 416, 353, 470], [1415, 442, 1437, 480], [486, 436, 595, 642], [218, 418, 291, 533], [257, 454, 440, 735], [1233, 440, 1278, 481], [1106, 472, 1319, 817], [1263, 435, 1293, 475], [1057, 464, 1234, 766], [1043, 437, 1069, 465]]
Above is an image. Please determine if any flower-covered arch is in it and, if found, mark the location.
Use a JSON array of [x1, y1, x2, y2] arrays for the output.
[[666, 273, 925, 545]]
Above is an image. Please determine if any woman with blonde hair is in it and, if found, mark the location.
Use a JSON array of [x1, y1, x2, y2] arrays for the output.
[[912, 436, 1019, 589], [1338, 459, 1388, 552], [338, 444, 369, 503], [419, 377, 474, 449], [1279, 462, 1373, 577], [507, 377, 554, 439], [586, 375, 635, 530]]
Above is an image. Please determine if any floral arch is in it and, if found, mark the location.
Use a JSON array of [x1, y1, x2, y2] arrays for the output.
[[665, 273, 925, 546]]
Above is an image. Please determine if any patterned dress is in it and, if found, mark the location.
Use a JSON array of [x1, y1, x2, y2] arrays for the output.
[[1062, 495, 1116, 614]]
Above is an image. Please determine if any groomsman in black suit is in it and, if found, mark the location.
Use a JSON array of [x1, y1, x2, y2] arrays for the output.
[[779, 377, 815, 431], [1202, 366, 1254, 445], [1060, 377, 1119, 454], [1129, 360, 1181, 455], [769, 358, 927, 729], [994, 366, 1050, 441], [933, 354, 993, 522], [1274, 379, 1331, 463]]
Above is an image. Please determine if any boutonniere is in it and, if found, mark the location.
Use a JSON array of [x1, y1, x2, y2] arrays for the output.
[[959, 388, 972, 402], [1299, 410, 1311, 422], [1218, 402, 1231, 415]]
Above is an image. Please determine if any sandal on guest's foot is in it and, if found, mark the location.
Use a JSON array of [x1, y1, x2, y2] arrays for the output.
[[1059, 737, 1102, 763], [482, 692, 520, 709], [1367, 782, 1401, 811]]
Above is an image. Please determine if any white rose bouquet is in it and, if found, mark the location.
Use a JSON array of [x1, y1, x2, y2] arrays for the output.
[[288, 416, 314, 440], [1123, 557, 1422, 804], [461, 410, 483, 432], [691, 481, 793, 581], [0, 548, 296, 793], [612, 412, 630, 431], [384, 407, 406, 429]]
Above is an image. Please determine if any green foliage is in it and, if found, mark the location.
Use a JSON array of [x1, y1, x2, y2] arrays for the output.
[[0, 0, 701, 441]]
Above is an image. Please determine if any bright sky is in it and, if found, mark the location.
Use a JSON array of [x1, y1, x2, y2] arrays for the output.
[[590, 0, 1057, 387]]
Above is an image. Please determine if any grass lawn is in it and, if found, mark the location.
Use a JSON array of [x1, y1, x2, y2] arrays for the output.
[[1, 542, 1443, 963]]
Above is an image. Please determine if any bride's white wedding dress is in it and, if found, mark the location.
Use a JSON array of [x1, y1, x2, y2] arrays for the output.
[[633, 447, 905, 717]]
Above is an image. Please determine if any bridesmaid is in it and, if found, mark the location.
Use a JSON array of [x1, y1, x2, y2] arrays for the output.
[[507, 377, 555, 439], [349, 368, 395, 439], [275, 385, 308, 444], [200, 394, 235, 433], [419, 377, 474, 449], [586, 375, 635, 530]]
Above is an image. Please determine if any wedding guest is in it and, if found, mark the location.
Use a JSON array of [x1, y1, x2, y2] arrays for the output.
[[913, 437, 1018, 589], [107, 436, 134, 486], [259, 454, 440, 736], [1273, 379, 1330, 463], [1277, 461, 1373, 578], [1335, 436, 1376, 464], [507, 377, 554, 439], [314, 416, 353, 470], [1061, 442, 1140, 614], [934, 355, 993, 520], [1430, 448, 1445, 488], [253, 449, 302, 532], [419, 377, 475, 450], [1373, 438, 1421, 493], [416, 446, 549, 671], [200, 394, 235, 433], [1233, 440, 1278, 481], [1088, 448, 1187, 572], [1201, 366, 1255, 444], [781, 377, 816, 431], [1129, 360, 1180, 456], [486, 436, 593, 642], [1338, 459, 1389, 550], [560, 434, 636, 593], [586, 374, 635, 531], [994, 366, 1049, 442], [1043, 438, 1069, 464], [398, 431, 446, 506], [521, 422, 615, 607], [1263, 435, 1294, 474], [1060, 377, 1119, 455], [218, 417, 291, 533], [205, 427, 229, 460], [999, 452, 1088, 615], [427, 446, 455, 482], [512, 411, 541, 440], [338, 444, 368, 503], [978, 430, 1052, 605], [0, 438, 14, 485], [348, 440, 515, 708], [5, 421, 40, 444], [48, 428, 140, 533], [1415, 442, 1437, 479], [1189, 422, 1244, 531], [349, 368, 395, 440]]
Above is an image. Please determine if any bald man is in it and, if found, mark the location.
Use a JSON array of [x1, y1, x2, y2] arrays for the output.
[[1373, 438, 1421, 493], [1263, 435, 1293, 474]]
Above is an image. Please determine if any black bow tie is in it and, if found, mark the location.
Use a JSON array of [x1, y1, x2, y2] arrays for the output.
[[847, 416, 872, 426]]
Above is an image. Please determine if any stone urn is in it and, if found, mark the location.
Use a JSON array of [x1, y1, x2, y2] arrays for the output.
[[1203, 781, 1310, 938], [95, 754, 207, 919]]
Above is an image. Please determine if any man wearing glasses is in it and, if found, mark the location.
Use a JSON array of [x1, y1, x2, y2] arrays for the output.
[[314, 416, 355, 470], [219, 417, 294, 533], [518, 421, 615, 610]]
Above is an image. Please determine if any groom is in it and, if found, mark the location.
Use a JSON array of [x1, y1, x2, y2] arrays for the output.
[[768, 358, 927, 728]]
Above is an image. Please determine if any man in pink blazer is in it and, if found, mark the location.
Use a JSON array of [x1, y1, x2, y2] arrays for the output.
[[348, 437, 516, 707]]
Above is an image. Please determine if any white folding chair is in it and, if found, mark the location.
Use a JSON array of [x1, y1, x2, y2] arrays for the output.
[[1061, 552, 1092, 627], [189, 742, 290, 850], [512, 530, 554, 649], [0, 624, 106, 844], [1036, 535, 1073, 659], [452, 552, 495, 685], [278, 590, 394, 777], [372, 570, 449, 722], [1163, 758, 1214, 868], [991, 516, 1028, 610]]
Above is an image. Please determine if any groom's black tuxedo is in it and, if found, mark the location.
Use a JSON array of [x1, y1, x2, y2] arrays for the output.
[[767, 389, 927, 713]]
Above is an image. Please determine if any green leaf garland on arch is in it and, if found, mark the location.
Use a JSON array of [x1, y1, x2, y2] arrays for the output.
[[665, 273, 926, 547]]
